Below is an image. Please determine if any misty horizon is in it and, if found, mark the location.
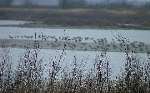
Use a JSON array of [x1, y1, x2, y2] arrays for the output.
[[11, 0, 150, 6]]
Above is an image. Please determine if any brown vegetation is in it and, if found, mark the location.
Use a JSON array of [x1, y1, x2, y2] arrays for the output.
[[0, 36, 150, 93], [0, 8, 150, 29]]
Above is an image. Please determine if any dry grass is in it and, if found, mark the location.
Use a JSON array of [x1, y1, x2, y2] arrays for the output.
[[0, 7, 150, 29]]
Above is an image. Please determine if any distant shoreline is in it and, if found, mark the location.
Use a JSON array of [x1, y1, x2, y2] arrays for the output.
[[0, 38, 150, 53], [0, 8, 150, 30], [1, 22, 150, 30]]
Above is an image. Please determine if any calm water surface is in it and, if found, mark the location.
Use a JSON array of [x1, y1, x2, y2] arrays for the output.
[[0, 25, 149, 78]]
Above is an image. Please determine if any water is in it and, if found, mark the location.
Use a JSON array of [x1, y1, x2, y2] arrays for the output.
[[0, 20, 32, 26], [0, 21, 150, 78], [8, 48, 147, 79], [0, 27, 150, 44]]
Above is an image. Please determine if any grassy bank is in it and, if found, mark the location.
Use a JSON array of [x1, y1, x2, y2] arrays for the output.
[[0, 7, 150, 29]]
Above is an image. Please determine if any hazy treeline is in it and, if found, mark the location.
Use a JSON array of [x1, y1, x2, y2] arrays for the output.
[[0, 0, 13, 6], [0, 36, 150, 93], [1, 0, 150, 8]]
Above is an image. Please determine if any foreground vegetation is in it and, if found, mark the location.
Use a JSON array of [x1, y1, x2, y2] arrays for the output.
[[0, 36, 150, 93]]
